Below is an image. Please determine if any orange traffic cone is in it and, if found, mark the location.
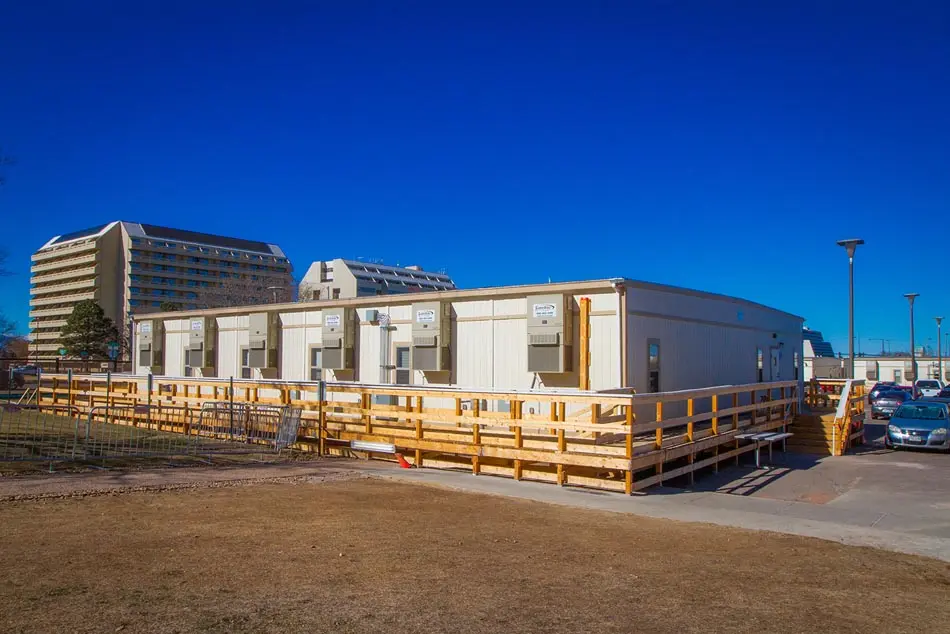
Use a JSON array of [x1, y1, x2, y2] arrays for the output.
[[395, 453, 413, 469]]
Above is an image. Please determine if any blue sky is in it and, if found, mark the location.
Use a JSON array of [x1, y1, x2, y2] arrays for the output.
[[1, 1, 948, 354]]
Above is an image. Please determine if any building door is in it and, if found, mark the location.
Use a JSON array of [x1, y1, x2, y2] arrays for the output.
[[770, 347, 782, 381], [395, 346, 411, 385]]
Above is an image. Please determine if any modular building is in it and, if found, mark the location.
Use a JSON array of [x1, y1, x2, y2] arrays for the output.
[[133, 278, 803, 417], [805, 355, 948, 385]]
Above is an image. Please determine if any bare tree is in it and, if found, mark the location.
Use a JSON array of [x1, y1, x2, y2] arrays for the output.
[[199, 273, 293, 309]]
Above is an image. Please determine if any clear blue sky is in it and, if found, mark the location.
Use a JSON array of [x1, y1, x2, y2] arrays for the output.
[[1, 1, 948, 354]]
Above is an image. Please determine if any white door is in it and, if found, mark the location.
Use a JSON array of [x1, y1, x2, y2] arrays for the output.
[[770, 348, 782, 381]]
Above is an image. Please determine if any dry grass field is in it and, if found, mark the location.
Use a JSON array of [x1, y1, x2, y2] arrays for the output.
[[1, 476, 949, 634]]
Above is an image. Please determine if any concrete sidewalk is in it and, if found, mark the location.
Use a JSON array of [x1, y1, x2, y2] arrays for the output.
[[355, 458, 950, 562]]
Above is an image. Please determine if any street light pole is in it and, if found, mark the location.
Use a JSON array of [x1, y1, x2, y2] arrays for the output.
[[904, 293, 920, 384], [937, 317, 944, 384], [837, 239, 864, 379]]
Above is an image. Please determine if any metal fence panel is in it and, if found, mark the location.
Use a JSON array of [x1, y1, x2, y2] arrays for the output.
[[0, 404, 82, 463]]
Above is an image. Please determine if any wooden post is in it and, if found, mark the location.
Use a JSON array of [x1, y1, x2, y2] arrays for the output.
[[751, 389, 756, 426], [455, 397, 462, 428], [472, 423, 481, 474], [556, 425, 567, 486], [362, 392, 372, 434], [686, 398, 694, 442], [549, 402, 558, 435], [733, 392, 740, 431], [711, 394, 719, 435], [591, 403, 601, 440], [624, 404, 634, 495], [579, 297, 591, 390], [655, 401, 663, 449], [414, 396, 423, 468], [512, 401, 523, 480]]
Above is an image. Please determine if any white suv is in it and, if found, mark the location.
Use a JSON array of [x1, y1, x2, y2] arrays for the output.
[[914, 379, 943, 399]]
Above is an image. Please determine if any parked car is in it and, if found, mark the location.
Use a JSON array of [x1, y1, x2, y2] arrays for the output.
[[869, 382, 899, 402], [11, 365, 40, 376], [885, 400, 950, 451], [871, 390, 911, 419], [914, 379, 943, 399], [938, 387, 950, 399]]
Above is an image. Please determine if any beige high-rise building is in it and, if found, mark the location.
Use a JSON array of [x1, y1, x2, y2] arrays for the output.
[[29, 221, 292, 358]]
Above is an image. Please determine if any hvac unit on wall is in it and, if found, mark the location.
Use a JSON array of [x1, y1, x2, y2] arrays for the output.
[[187, 317, 217, 374], [321, 307, 356, 370], [138, 319, 164, 373], [248, 312, 280, 378], [411, 301, 451, 372], [526, 294, 573, 373]]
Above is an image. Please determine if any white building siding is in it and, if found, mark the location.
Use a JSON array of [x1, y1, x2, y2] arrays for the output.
[[626, 284, 802, 421]]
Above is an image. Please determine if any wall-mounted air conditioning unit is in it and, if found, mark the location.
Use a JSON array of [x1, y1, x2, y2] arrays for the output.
[[526, 294, 573, 373], [137, 319, 164, 373], [411, 301, 451, 371], [187, 317, 217, 374], [321, 307, 355, 370], [248, 312, 279, 377]]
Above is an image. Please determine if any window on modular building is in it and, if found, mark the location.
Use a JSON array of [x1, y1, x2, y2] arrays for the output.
[[794, 351, 800, 380], [332, 288, 341, 299], [894, 369, 902, 383], [395, 346, 411, 385], [184, 348, 194, 377], [241, 348, 252, 379], [152, 301, 161, 307], [309, 347, 322, 381], [757, 348, 764, 382], [647, 340, 661, 393]]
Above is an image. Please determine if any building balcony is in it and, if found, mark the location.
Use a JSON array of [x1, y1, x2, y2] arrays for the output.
[[29, 306, 75, 319], [29, 290, 98, 307], [29, 331, 62, 341], [30, 252, 98, 274], [31, 240, 97, 263], [28, 319, 68, 330], [31, 264, 100, 285], [31, 277, 98, 296]]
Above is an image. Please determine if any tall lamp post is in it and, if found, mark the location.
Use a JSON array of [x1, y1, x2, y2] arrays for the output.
[[937, 317, 944, 384], [837, 239, 864, 379], [904, 293, 920, 384]]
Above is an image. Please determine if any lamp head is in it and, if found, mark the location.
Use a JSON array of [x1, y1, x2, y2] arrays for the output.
[[904, 293, 920, 304], [836, 238, 865, 258]]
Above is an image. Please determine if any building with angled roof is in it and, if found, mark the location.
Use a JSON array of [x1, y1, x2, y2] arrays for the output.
[[298, 259, 455, 301], [29, 221, 292, 357]]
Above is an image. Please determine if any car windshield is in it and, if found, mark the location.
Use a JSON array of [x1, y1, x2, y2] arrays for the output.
[[917, 381, 940, 389], [879, 391, 906, 400], [895, 404, 947, 420]]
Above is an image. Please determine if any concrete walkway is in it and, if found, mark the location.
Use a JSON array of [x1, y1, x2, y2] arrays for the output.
[[354, 451, 950, 562], [2, 427, 947, 562]]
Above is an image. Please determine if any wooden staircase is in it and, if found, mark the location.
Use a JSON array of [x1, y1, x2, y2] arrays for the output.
[[787, 410, 838, 455]]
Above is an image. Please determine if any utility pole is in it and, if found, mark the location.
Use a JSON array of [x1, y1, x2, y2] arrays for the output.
[[837, 239, 864, 379], [870, 338, 886, 356], [905, 293, 920, 383], [937, 317, 944, 384]]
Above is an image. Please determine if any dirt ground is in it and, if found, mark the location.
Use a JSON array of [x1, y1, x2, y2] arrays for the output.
[[1, 475, 949, 634]]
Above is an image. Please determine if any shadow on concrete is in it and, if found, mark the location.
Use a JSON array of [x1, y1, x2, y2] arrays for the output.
[[653, 450, 824, 497]]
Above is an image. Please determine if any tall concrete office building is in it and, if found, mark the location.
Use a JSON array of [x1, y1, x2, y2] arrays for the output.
[[29, 221, 292, 357]]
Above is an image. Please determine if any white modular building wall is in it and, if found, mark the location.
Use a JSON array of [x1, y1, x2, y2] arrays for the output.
[[625, 282, 803, 421], [134, 279, 802, 411], [272, 291, 620, 394]]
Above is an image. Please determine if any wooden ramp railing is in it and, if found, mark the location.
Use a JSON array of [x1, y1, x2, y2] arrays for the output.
[[34, 374, 799, 494]]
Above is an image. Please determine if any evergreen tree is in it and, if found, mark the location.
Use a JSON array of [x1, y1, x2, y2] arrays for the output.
[[59, 300, 118, 358]]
